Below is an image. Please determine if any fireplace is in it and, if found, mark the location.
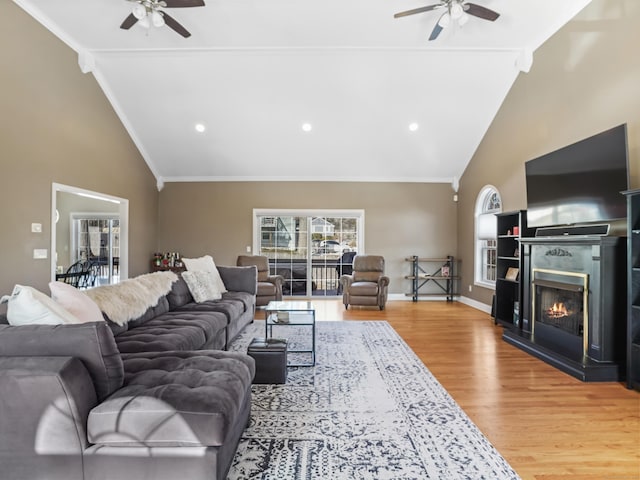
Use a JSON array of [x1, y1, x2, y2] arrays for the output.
[[503, 235, 626, 382], [532, 269, 587, 360]]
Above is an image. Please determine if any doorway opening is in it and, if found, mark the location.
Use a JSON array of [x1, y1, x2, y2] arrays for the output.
[[52, 183, 128, 286]]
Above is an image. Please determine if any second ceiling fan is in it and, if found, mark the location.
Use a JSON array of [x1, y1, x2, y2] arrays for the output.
[[394, 0, 500, 41], [120, 0, 206, 38]]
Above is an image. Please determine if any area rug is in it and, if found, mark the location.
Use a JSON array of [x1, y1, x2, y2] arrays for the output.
[[227, 320, 520, 480]]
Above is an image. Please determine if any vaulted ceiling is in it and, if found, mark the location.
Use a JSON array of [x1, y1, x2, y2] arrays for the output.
[[15, 0, 591, 188]]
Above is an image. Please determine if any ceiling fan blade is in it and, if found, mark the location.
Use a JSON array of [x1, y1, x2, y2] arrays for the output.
[[164, 0, 205, 7], [161, 12, 192, 37], [464, 2, 500, 21], [120, 13, 139, 30], [394, 4, 443, 19], [428, 17, 444, 40]]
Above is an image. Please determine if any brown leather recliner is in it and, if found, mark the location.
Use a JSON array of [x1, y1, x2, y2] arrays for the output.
[[236, 255, 284, 307], [340, 255, 390, 310]]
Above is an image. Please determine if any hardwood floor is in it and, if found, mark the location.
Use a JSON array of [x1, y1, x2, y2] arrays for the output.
[[297, 299, 640, 480]]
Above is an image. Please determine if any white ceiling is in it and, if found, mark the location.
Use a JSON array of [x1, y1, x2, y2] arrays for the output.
[[16, 0, 591, 188]]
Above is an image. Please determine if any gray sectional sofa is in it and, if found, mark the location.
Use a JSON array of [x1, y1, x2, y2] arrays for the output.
[[109, 266, 256, 353], [0, 265, 259, 480]]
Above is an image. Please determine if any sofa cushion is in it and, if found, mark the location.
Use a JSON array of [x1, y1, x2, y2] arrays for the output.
[[218, 266, 257, 295], [88, 350, 255, 447], [0, 322, 123, 401], [49, 281, 104, 324], [182, 255, 227, 294], [182, 270, 222, 302], [222, 291, 256, 313], [166, 277, 194, 310], [172, 297, 245, 325], [127, 297, 170, 329], [114, 311, 228, 353], [167, 268, 257, 311], [1, 284, 82, 326], [114, 319, 207, 354], [236, 256, 268, 282], [104, 313, 128, 336]]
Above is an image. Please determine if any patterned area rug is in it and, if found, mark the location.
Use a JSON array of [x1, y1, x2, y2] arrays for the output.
[[227, 320, 520, 480]]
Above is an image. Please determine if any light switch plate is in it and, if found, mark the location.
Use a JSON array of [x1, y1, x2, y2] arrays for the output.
[[33, 249, 48, 259], [31, 223, 42, 233]]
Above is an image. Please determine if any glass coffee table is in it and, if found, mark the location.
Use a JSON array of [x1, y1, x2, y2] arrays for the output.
[[265, 301, 316, 367]]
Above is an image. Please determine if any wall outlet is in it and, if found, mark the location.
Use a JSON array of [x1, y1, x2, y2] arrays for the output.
[[246, 245, 251, 253], [31, 223, 42, 233], [468, 285, 473, 292], [33, 249, 48, 259]]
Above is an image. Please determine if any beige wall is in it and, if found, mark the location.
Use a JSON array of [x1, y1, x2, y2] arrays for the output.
[[457, 0, 640, 307], [158, 182, 457, 295], [0, 3, 159, 300]]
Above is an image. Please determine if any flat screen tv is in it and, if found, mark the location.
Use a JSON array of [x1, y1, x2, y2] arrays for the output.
[[525, 124, 629, 229]]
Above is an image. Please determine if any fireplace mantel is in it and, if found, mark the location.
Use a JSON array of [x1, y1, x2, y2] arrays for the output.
[[503, 235, 626, 382]]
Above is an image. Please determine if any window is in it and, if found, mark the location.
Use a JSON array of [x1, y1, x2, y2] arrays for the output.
[[474, 186, 501, 288]]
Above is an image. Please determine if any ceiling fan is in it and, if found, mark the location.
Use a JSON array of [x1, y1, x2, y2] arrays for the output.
[[394, 0, 500, 41], [120, 0, 205, 38]]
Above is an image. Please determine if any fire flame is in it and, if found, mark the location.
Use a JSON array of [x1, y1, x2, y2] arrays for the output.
[[547, 302, 569, 318]]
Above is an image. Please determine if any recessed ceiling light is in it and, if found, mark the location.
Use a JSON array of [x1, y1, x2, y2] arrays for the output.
[[409, 122, 419, 132], [302, 123, 312, 132], [195, 123, 206, 133]]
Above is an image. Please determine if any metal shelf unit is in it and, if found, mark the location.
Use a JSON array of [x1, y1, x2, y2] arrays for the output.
[[405, 255, 458, 302]]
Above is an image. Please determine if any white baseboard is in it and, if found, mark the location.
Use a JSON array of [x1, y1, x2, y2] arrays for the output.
[[388, 293, 451, 301], [457, 296, 492, 314]]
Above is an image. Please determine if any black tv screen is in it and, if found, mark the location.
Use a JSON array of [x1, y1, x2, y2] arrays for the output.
[[525, 124, 629, 229]]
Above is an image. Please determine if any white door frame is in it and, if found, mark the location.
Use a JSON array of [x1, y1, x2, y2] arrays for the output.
[[253, 209, 365, 297], [52, 183, 129, 283]]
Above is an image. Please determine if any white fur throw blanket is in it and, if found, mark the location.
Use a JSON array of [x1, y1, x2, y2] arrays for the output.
[[85, 271, 178, 326]]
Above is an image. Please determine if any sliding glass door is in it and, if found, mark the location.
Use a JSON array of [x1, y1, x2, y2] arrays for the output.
[[254, 210, 364, 297]]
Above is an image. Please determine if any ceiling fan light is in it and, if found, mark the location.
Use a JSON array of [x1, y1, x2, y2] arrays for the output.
[[138, 16, 151, 28], [458, 12, 469, 26], [132, 4, 147, 20], [450, 3, 464, 19], [151, 11, 165, 27], [438, 12, 451, 28]]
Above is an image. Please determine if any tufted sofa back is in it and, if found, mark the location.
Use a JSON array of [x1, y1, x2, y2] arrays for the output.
[[0, 321, 124, 401], [166, 276, 195, 310], [236, 255, 269, 282]]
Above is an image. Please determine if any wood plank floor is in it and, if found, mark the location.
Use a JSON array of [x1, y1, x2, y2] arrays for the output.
[[274, 299, 640, 480]]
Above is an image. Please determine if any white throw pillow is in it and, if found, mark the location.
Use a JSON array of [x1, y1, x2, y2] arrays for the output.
[[0, 284, 82, 326], [182, 270, 222, 302], [49, 281, 104, 324], [182, 255, 227, 293]]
